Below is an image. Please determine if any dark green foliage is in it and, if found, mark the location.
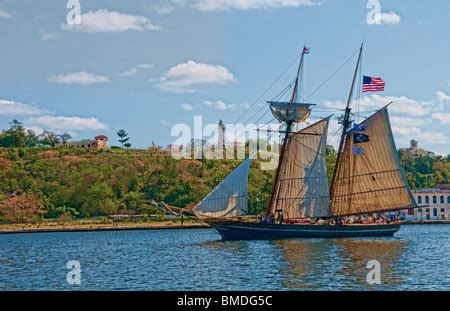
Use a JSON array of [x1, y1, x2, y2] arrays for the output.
[[0, 120, 448, 220]]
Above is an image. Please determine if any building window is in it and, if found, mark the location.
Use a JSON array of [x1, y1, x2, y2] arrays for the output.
[[433, 209, 438, 217], [417, 196, 422, 204], [418, 208, 422, 213], [426, 208, 430, 213], [425, 196, 430, 204], [433, 196, 437, 204], [441, 208, 445, 213], [448, 196, 450, 204], [440, 196, 445, 204]]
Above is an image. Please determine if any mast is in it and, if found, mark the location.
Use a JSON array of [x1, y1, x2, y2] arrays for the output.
[[329, 43, 363, 208], [266, 47, 307, 216]]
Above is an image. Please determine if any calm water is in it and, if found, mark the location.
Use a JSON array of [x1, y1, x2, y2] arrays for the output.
[[0, 225, 449, 291]]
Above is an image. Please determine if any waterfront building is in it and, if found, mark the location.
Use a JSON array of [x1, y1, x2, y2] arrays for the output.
[[404, 185, 450, 220]]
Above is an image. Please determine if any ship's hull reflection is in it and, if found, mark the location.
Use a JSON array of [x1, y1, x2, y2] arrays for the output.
[[274, 238, 406, 290]]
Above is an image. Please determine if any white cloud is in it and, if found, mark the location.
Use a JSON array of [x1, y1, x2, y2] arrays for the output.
[[160, 120, 171, 127], [203, 100, 237, 111], [323, 94, 434, 117], [154, 3, 176, 15], [432, 113, 450, 125], [62, 9, 160, 33], [28, 116, 108, 131], [436, 91, 450, 102], [371, 11, 401, 25], [389, 125, 448, 145], [48, 71, 110, 85], [159, 60, 236, 93], [137, 64, 153, 69], [390, 116, 430, 127], [119, 68, 138, 77], [151, 0, 319, 13], [38, 31, 59, 41], [194, 0, 319, 11], [322, 92, 450, 149], [180, 103, 194, 111], [119, 64, 153, 77], [0, 99, 44, 116], [0, 8, 13, 18], [202, 100, 250, 111]]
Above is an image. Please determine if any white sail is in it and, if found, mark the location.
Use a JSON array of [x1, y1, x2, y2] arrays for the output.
[[193, 159, 252, 219], [268, 101, 314, 124], [270, 118, 331, 219]]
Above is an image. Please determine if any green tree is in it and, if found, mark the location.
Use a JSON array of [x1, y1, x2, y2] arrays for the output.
[[25, 130, 39, 147], [58, 133, 73, 146], [117, 129, 130, 148], [39, 131, 59, 147], [0, 120, 26, 148]]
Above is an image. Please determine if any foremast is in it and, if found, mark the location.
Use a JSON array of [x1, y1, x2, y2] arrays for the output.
[[266, 47, 311, 217]]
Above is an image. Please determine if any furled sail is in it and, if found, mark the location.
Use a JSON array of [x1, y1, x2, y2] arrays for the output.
[[193, 158, 252, 219], [268, 101, 314, 124], [270, 117, 331, 219], [330, 107, 416, 217]]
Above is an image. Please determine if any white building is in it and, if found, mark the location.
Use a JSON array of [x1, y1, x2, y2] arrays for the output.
[[404, 186, 450, 220]]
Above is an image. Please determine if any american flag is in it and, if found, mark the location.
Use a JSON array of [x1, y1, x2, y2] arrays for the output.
[[362, 76, 385, 92]]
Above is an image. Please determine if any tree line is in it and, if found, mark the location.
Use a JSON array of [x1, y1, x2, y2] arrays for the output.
[[0, 119, 132, 149], [0, 120, 448, 224]]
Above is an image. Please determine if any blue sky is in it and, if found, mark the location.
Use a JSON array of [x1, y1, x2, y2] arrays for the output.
[[0, 0, 449, 154]]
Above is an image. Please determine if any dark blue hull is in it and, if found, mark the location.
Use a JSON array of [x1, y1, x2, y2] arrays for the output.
[[210, 222, 401, 240]]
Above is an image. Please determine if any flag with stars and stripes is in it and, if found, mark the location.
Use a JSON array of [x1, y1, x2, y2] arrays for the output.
[[362, 76, 385, 92]]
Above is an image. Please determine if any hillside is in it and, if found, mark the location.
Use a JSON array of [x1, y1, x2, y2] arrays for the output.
[[0, 146, 448, 223]]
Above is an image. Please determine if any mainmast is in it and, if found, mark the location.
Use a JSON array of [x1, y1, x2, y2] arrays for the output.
[[329, 43, 363, 205], [266, 47, 309, 216]]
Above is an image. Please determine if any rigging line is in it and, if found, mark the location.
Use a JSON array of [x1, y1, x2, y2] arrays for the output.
[[303, 48, 360, 103], [241, 81, 292, 127], [233, 52, 302, 124], [254, 109, 271, 125], [327, 128, 342, 145], [271, 81, 295, 102]]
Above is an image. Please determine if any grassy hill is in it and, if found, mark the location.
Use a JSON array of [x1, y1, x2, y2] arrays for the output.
[[0, 146, 448, 224]]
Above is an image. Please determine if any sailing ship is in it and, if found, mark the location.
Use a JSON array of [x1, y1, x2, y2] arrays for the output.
[[193, 44, 418, 240]]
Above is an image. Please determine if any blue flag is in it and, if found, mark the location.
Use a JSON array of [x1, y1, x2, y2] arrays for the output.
[[352, 146, 365, 156], [353, 123, 367, 132]]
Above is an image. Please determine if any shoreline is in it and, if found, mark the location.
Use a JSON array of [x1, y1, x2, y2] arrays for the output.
[[0, 221, 210, 235], [1, 219, 448, 235]]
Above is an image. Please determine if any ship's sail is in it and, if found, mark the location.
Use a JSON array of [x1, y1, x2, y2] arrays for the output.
[[330, 107, 416, 217], [193, 158, 252, 219], [270, 117, 331, 219], [268, 101, 313, 124]]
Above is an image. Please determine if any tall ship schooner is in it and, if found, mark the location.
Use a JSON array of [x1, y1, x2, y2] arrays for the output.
[[193, 44, 418, 240]]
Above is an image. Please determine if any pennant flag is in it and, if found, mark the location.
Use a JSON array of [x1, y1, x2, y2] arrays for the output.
[[303, 47, 310, 54], [363, 76, 385, 92], [352, 146, 365, 156], [353, 133, 370, 144], [353, 123, 367, 132]]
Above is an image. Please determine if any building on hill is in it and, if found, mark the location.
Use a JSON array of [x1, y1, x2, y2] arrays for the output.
[[67, 135, 109, 149], [400, 139, 435, 157], [403, 184, 450, 220]]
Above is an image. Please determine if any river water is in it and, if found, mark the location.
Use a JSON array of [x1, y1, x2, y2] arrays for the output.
[[0, 224, 449, 290]]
